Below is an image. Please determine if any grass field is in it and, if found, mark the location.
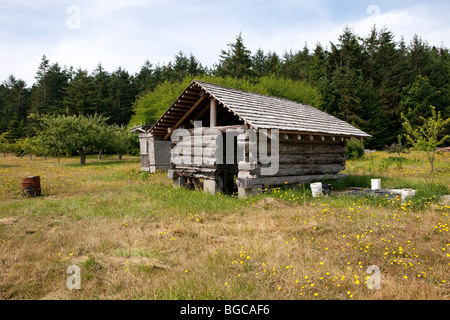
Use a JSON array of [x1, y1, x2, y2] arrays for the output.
[[0, 151, 449, 300]]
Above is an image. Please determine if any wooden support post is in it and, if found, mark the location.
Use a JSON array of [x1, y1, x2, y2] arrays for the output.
[[210, 98, 217, 128]]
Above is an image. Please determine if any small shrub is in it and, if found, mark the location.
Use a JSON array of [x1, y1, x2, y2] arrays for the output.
[[346, 139, 365, 160], [385, 142, 401, 154]]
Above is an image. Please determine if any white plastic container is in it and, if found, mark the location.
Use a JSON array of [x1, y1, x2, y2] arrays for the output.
[[401, 189, 416, 201], [310, 182, 323, 197], [371, 179, 381, 190]]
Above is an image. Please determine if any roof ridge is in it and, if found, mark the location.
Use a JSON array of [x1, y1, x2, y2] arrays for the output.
[[193, 79, 313, 107]]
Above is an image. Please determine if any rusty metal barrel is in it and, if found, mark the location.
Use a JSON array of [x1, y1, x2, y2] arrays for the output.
[[21, 176, 41, 197]]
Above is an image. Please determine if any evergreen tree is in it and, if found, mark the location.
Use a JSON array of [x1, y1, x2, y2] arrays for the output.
[[0, 75, 30, 133], [264, 51, 281, 75], [91, 63, 112, 117], [134, 59, 155, 93], [0, 83, 7, 132], [215, 33, 253, 78], [63, 69, 98, 115], [252, 48, 266, 77], [108, 67, 138, 126], [170, 51, 189, 82], [187, 53, 205, 77], [309, 43, 326, 85], [401, 75, 444, 128], [5, 118, 24, 143], [30, 55, 71, 115]]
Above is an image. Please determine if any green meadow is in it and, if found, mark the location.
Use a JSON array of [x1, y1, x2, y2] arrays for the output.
[[0, 151, 448, 299]]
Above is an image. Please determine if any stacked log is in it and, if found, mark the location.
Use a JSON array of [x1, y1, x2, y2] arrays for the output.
[[236, 137, 347, 188], [168, 125, 244, 179]]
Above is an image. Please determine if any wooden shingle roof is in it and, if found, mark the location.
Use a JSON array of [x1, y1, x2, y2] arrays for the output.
[[150, 80, 372, 139]]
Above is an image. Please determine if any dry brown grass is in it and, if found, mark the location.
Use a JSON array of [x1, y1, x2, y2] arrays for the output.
[[0, 153, 449, 300]]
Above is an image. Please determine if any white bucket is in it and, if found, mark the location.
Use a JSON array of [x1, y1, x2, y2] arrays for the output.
[[310, 182, 323, 197], [401, 189, 416, 201], [371, 179, 381, 190]]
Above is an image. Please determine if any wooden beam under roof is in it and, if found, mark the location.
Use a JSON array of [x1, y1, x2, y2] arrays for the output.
[[164, 95, 207, 140]]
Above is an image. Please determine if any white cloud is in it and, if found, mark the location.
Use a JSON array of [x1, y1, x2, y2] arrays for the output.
[[345, 4, 450, 45], [1, 1, 450, 85]]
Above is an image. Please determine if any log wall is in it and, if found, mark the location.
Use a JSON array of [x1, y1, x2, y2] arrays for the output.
[[236, 135, 347, 189], [168, 126, 348, 195], [168, 125, 245, 180]]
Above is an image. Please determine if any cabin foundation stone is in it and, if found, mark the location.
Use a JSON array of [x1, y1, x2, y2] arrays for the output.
[[203, 178, 222, 194], [173, 176, 187, 187], [238, 184, 263, 198]]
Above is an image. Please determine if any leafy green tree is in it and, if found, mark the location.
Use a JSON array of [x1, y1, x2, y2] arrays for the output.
[[346, 138, 365, 160], [109, 126, 134, 160], [15, 137, 37, 159], [37, 113, 111, 165], [401, 105, 450, 173], [0, 133, 13, 156], [34, 114, 69, 163], [129, 78, 192, 127]]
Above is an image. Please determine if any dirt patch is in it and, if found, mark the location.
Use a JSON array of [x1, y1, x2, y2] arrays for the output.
[[440, 195, 450, 205], [254, 197, 291, 210], [102, 256, 168, 270], [0, 217, 17, 225], [40, 290, 71, 300], [71, 255, 169, 271]]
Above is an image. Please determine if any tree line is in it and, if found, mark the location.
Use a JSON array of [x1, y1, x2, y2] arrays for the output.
[[1, 26, 449, 155]]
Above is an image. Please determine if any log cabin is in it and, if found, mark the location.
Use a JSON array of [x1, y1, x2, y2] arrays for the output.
[[131, 80, 371, 197]]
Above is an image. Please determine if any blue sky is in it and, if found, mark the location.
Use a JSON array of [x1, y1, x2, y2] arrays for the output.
[[1, 0, 450, 85]]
